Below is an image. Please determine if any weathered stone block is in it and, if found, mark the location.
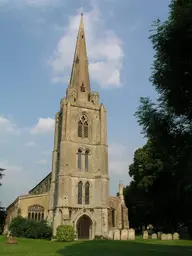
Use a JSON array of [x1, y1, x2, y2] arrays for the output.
[[173, 232, 179, 240], [128, 228, 135, 240], [151, 233, 157, 239], [108, 230, 114, 240], [114, 229, 120, 240], [143, 230, 148, 240], [167, 233, 172, 240], [160, 233, 167, 240], [121, 229, 128, 240]]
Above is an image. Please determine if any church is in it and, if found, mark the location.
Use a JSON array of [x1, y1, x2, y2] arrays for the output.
[[4, 14, 129, 239]]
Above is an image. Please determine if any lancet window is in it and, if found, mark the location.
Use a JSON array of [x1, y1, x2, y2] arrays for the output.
[[78, 181, 83, 204], [77, 149, 82, 170], [85, 182, 90, 205], [85, 150, 89, 171]]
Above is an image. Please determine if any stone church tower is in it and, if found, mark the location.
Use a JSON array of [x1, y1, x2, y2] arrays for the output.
[[4, 13, 129, 240], [47, 14, 109, 238]]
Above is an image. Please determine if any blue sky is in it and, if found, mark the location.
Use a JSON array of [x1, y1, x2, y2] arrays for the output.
[[0, 0, 170, 207]]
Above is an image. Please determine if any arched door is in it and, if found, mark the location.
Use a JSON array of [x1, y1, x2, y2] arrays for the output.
[[77, 215, 92, 239]]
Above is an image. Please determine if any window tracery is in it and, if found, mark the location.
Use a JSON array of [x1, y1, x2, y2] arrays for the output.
[[78, 115, 89, 138], [28, 205, 44, 221]]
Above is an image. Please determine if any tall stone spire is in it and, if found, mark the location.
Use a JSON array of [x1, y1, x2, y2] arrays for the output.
[[67, 13, 90, 101]]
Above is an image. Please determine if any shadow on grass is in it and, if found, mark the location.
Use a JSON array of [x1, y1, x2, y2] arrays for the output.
[[57, 240, 192, 256]]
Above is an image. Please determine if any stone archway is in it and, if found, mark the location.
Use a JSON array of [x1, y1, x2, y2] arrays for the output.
[[77, 214, 92, 240]]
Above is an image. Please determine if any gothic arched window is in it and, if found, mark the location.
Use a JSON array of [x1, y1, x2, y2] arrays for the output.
[[77, 149, 82, 170], [85, 150, 89, 171], [78, 121, 83, 137], [78, 115, 88, 138], [28, 205, 44, 221], [78, 181, 83, 204], [85, 182, 90, 204]]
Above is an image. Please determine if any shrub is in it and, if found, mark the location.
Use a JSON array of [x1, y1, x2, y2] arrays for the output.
[[56, 225, 75, 242], [9, 216, 52, 239]]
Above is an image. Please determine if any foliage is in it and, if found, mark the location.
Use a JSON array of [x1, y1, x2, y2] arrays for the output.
[[9, 216, 52, 239], [0, 168, 5, 210], [0, 168, 5, 186], [125, 0, 192, 235], [150, 0, 192, 119], [0, 208, 6, 235], [56, 225, 75, 242]]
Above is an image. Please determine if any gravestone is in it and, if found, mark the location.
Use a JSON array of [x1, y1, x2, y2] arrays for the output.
[[161, 233, 167, 240], [173, 232, 179, 240], [143, 231, 148, 240], [7, 236, 18, 244], [152, 233, 157, 239], [157, 232, 162, 239], [128, 229, 135, 240], [121, 229, 128, 240], [167, 233, 172, 240], [108, 230, 114, 240], [114, 230, 120, 240]]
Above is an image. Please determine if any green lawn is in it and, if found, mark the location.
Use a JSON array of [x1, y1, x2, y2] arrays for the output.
[[0, 236, 192, 256]]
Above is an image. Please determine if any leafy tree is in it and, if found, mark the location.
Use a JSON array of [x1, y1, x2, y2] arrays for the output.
[[150, 0, 192, 119], [125, 0, 192, 235], [0, 168, 5, 186]]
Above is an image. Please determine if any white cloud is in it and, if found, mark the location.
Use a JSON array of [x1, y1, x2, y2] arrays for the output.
[[109, 143, 129, 175], [37, 158, 48, 164], [23, 0, 61, 6], [30, 117, 55, 134], [0, 115, 18, 134], [50, 8, 124, 88], [0, 0, 61, 7], [108, 143, 132, 194], [0, 160, 28, 206], [24, 141, 36, 147]]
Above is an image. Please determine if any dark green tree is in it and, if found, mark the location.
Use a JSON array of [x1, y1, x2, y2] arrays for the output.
[[150, 0, 192, 119], [125, 0, 192, 234], [0, 168, 5, 233]]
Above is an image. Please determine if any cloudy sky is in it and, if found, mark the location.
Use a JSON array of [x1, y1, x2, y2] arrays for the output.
[[0, 0, 170, 207]]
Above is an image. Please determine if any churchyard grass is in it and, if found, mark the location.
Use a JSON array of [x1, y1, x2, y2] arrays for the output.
[[0, 235, 192, 256]]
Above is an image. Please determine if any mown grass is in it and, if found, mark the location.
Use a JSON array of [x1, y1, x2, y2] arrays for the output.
[[0, 235, 192, 256]]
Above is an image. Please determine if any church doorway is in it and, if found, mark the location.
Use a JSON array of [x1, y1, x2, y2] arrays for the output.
[[77, 215, 92, 239]]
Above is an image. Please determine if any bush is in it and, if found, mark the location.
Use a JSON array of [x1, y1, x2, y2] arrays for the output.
[[9, 216, 52, 239], [56, 225, 75, 242]]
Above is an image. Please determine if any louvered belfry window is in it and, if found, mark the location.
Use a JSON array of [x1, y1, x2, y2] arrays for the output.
[[78, 115, 88, 138]]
